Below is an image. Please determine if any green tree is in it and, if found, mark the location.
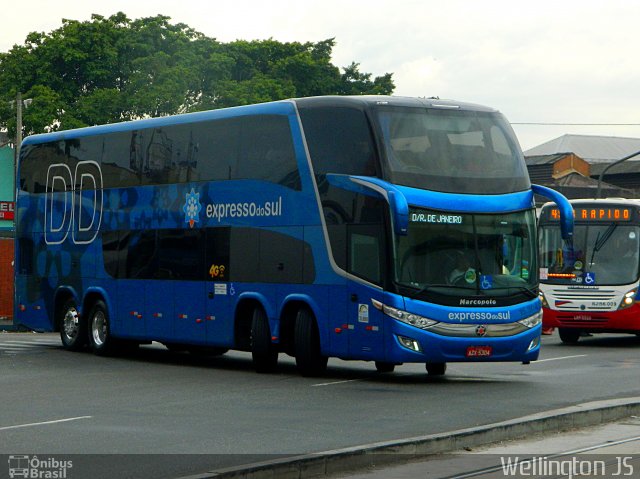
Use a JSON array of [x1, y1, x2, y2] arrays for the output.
[[0, 13, 394, 137]]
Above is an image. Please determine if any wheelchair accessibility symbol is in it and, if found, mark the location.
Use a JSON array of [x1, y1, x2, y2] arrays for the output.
[[480, 275, 493, 290], [584, 272, 596, 285]]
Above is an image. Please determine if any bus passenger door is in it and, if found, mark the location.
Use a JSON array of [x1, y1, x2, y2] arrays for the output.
[[204, 228, 233, 347], [347, 283, 385, 359], [205, 281, 233, 347], [346, 224, 386, 359]]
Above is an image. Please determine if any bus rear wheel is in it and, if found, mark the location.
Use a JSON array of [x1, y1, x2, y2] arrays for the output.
[[294, 309, 328, 377], [59, 298, 87, 351], [88, 300, 115, 356], [426, 362, 447, 376], [559, 328, 580, 344], [250, 307, 278, 373]]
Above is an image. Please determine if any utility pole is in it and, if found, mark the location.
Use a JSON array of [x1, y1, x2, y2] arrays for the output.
[[15, 92, 23, 161]]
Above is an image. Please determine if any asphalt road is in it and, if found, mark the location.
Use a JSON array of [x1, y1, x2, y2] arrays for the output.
[[0, 331, 639, 478]]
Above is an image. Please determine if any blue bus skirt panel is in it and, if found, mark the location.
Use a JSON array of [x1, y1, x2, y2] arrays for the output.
[[384, 320, 541, 364]]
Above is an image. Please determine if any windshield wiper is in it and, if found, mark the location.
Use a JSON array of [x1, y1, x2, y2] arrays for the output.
[[589, 223, 617, 267]]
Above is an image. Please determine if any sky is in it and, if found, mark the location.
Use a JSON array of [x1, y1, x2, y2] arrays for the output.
[[2, 0, 640, 151]]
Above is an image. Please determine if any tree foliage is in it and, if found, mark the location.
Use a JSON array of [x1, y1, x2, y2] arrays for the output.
[[0, 13, 394, 137]]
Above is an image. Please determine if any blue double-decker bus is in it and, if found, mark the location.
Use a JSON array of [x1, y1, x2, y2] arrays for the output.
[[14, 95, 572, 376]]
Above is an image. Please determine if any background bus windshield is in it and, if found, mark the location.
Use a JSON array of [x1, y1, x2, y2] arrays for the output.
[[540, 224, 640, 285], [376, 107, 530, 194], [395, 208, 537, 300]]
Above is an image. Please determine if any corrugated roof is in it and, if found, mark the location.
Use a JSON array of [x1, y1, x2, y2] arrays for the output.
[[523, 134, 640, 163]]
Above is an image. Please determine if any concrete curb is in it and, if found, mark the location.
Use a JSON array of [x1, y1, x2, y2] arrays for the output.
[[180, 396, 640, 479]]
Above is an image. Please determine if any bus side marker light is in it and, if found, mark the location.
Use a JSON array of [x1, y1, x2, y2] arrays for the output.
[[334, 328, 342, 334]]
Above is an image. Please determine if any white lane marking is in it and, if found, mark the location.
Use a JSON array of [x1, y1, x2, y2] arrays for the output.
[[311, 379, 363, 387], [0, 416, 92, 431], [534, 354, 587, 363]]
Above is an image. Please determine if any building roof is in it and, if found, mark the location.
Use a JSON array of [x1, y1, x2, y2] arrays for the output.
[[523, 134, 640, 163], [524, 153, 570, 166]]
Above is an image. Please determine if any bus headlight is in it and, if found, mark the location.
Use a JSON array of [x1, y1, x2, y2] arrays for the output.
[[618, 289, 637, 310], [518, 310, 543, 329], [538, 291, 549, 308], [372, 299, 438, 330]]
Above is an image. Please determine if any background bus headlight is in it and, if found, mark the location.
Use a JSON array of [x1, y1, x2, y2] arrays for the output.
[[618, 289, 637, 310]]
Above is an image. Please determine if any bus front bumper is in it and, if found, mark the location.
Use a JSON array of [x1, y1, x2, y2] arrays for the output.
[[384, 320, 541, 364]]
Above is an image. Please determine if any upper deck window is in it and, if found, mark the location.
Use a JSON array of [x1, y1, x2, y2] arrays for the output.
[[375, 106, 530, 194], [299, 106, 378, 177]]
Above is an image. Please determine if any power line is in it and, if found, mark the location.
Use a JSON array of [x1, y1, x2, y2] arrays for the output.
[[511, 122, 640, 126]]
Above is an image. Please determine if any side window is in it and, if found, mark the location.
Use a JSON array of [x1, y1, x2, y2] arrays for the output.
[[195, 118, 241, 182], [238, 115, 300, 189], [299, 107, 378, 177], [102, 131, 141, 188], [205, 227, 231, 281], [19, 142, 66, 193], [322, 185, 387, 286], [123, 230, 157, 279], [157, 229, 204, 280], [348, 225, 384, 285]]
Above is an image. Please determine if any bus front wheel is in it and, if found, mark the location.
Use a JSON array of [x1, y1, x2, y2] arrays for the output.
[[426, 362, 447, 376], [375, 361, 396, 373], [559, 328, 580, 344], [59, 298, 87, 351], [88, 300, 115, 356], [250, 307, 278, 373], [294, 309, 328, 377]]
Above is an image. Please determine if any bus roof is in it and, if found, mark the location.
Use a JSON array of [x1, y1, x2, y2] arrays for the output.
[[20, 95, 499, 147]]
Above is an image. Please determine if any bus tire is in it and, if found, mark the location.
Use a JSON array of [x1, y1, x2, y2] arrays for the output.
[[375, 361, 396, 373], [426, 362, 447, 376], [294, 308, 328, 377], [250, 307, 278, 373], [87, 300, 115, 356], [559, 328, 580, 344], [59, 298, 87, 351]]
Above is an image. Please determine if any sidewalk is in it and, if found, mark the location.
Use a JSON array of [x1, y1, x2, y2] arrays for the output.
[[336, 416, 640, 478]]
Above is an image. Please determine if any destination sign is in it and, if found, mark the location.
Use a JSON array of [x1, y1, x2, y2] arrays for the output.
[[548, 207, 632, 222], [410, 212, 463, 224]]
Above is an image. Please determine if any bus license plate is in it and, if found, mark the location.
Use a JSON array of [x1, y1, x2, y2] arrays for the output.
[[466, 346, 492, 358]]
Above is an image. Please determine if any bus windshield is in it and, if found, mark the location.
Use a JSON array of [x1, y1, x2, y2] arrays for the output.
[[539, 223, 640, 286], [395, 208, 537, 300], [375, 106, 529, 194]]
